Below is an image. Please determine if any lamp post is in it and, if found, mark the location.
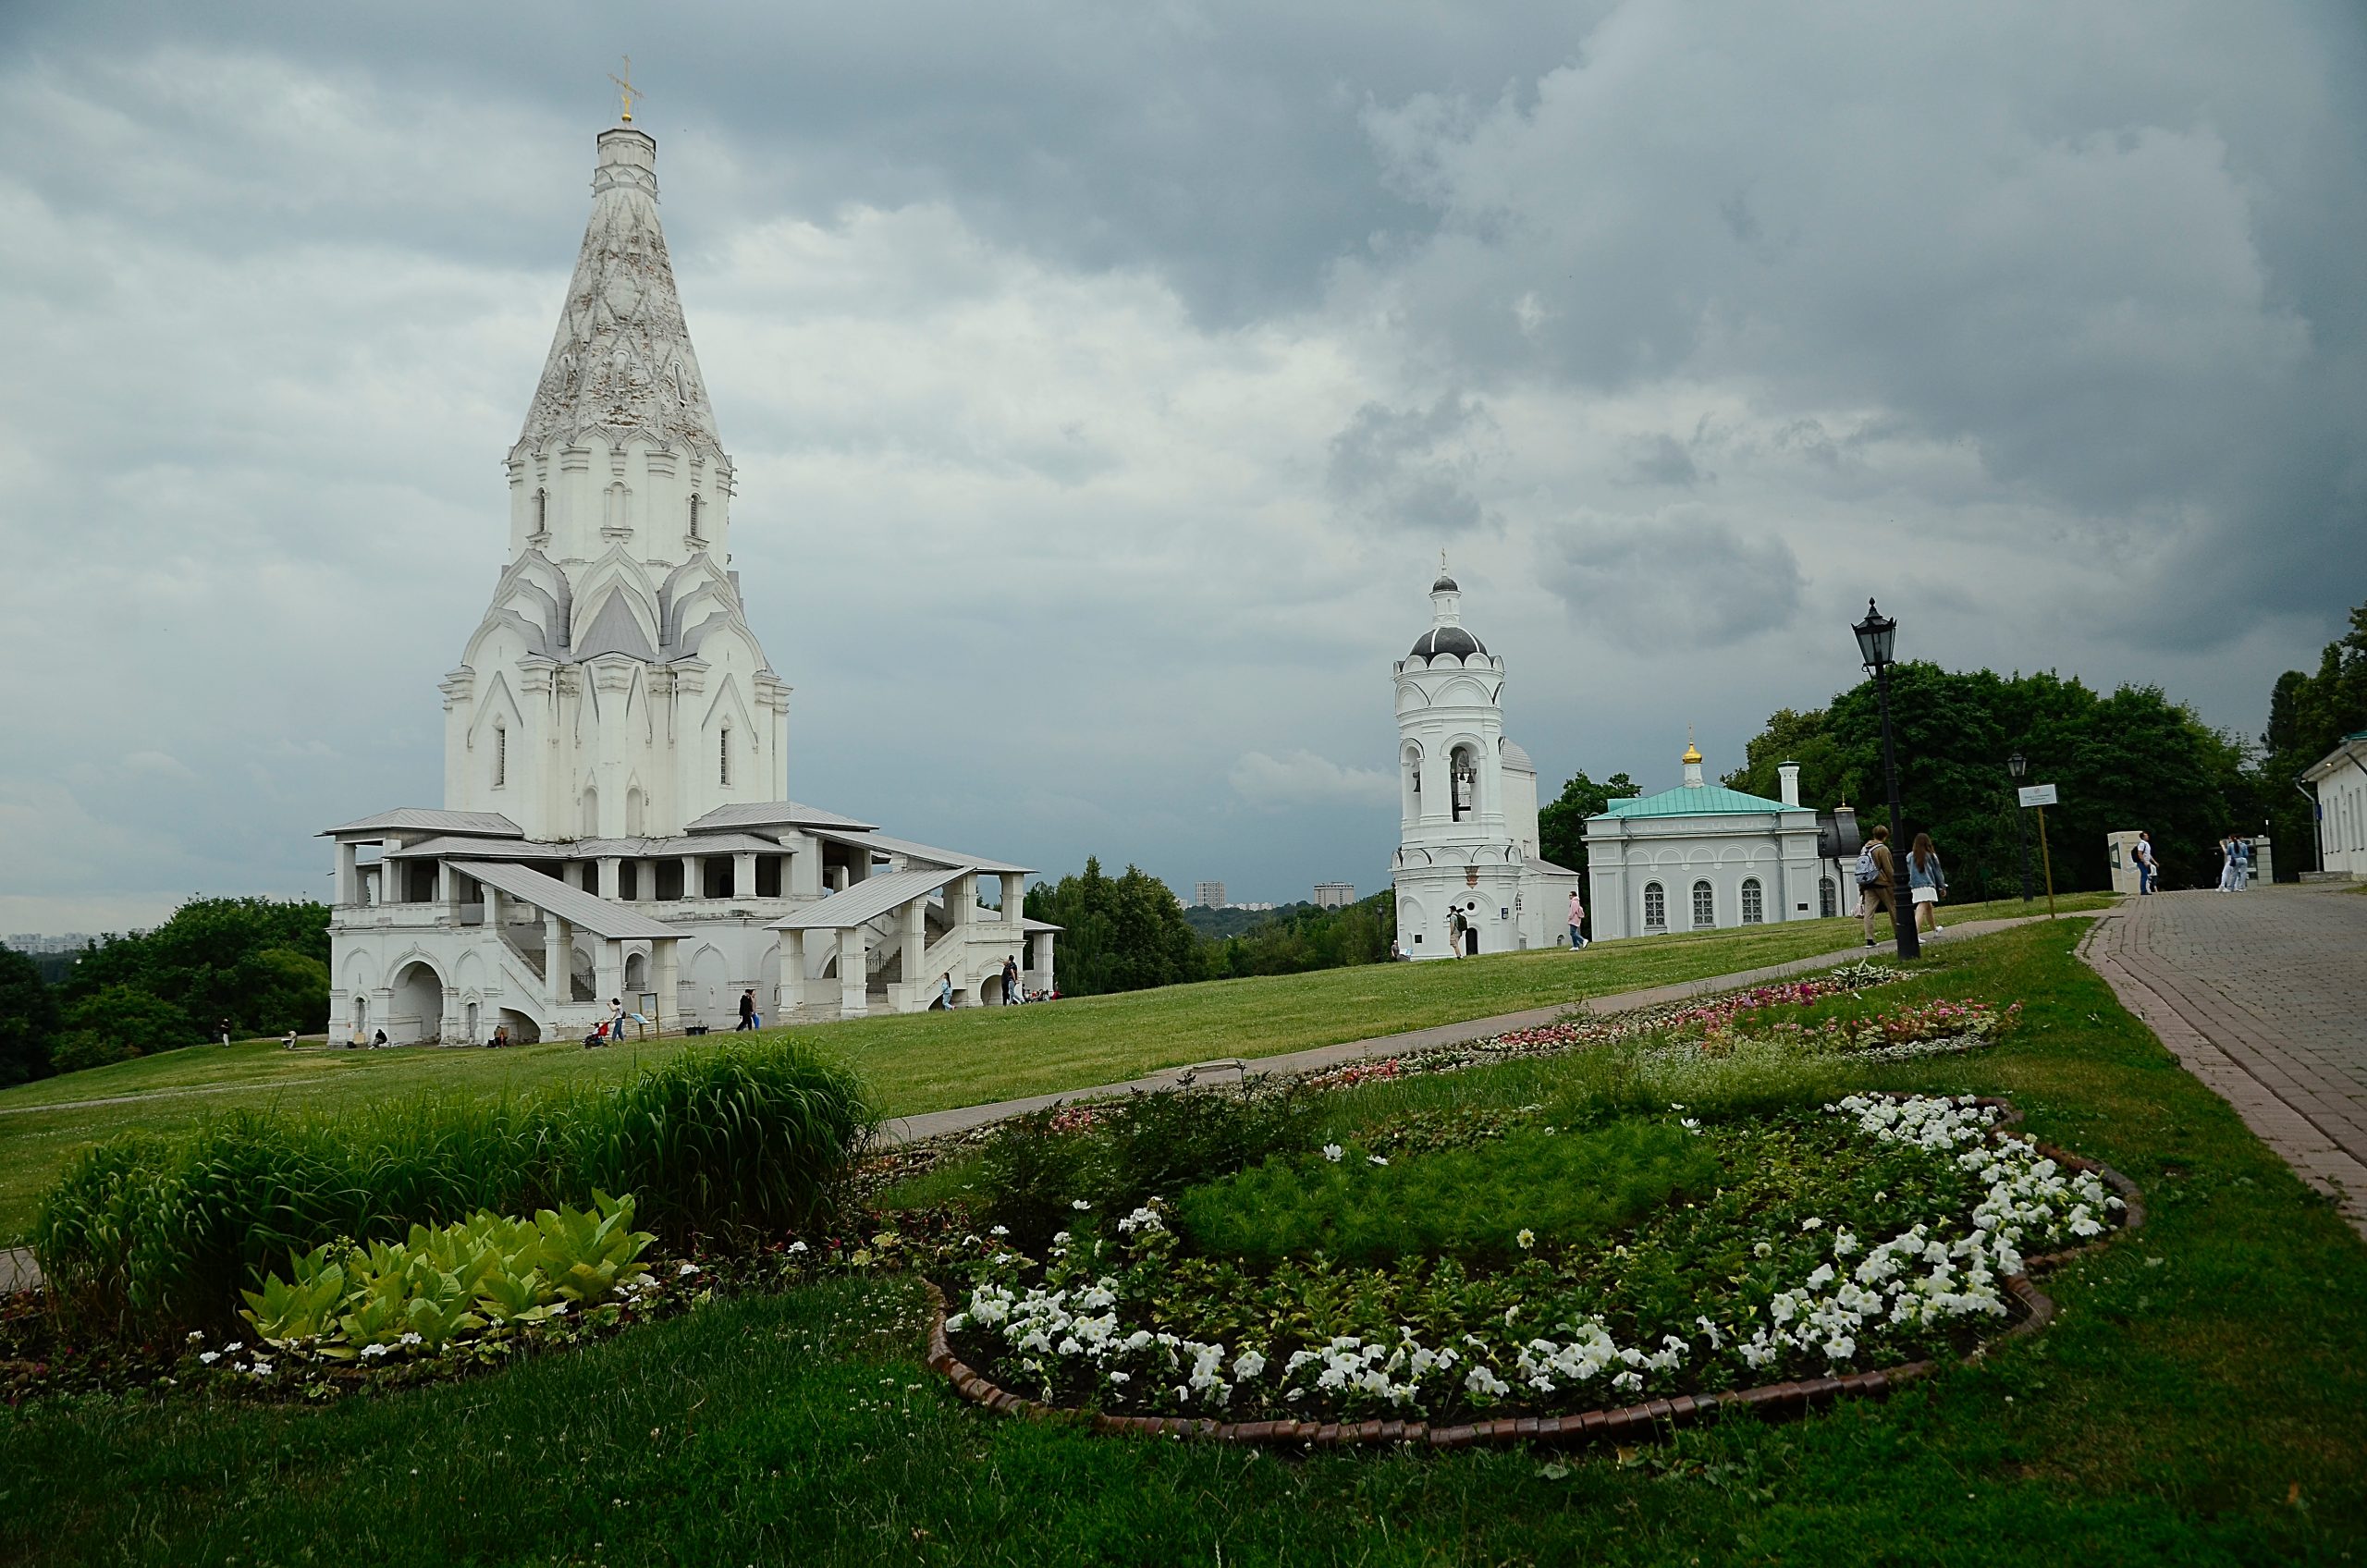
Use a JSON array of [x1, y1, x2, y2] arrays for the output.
[[1853, 598, 1920, 959], [2008, 752, 2033, 902]]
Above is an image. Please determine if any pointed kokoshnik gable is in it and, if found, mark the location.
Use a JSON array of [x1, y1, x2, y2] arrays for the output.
[[444, 123, 789, 842]]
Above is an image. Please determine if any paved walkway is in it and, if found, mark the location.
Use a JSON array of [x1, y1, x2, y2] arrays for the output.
[[2081, 885, 2367, 1237], [879, 913, 2049, 1145]]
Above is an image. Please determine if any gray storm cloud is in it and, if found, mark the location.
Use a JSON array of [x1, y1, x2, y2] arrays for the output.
[[1, 0, 2360, 926]]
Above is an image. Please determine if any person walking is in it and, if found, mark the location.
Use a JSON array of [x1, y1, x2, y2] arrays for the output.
[[2134, 831, 2157, 895], [736, 988, 757, 1031], [217, 1017, 233, 1048], [1907, 831, 1949, 935], [2232, 834, 2252, 891], [1448, 907, 1467, 958], [938, 972, 955, 1010], [1856, 825, 1896, 947], [1567, 888, 1588, 950], [1002, 954, 1021, 1003], [2217, 834, 2238, 892]]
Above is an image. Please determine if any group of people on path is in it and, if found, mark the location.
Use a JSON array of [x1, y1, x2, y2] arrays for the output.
[[1855, 825, 1950, 946], [2130, 828, 2255, 895]]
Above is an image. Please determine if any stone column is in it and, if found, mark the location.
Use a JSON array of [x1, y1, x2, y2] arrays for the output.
[[779, 929, 806, 1013], [733, 851, 757, 899], [598, 857, 621, 900], [1000, 872, 1026, 925], [596, 938, 625, 1018], [681, 855, 701, 900], [543, 913, 568, 1011], [335, 841, 359, 906], [839, 927, 867, 1016], [654, 937, 681, 1032], [901, 899, 926, 1000], [1028, 929, 1054, 995]]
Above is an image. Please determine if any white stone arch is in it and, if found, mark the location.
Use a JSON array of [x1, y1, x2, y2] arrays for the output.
[[1431, 677, 1492, 709], [686, 942, 730, 1023], [625, 776, 648, 836], [1400, 739, 1425, 820], [578, 778, 600, 839], [386, 949, 448, 1044]]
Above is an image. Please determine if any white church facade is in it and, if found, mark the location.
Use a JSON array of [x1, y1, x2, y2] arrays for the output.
[[1582, 743, 1829, 940], [324, 119, 1052, 1046], [1390, 571, 1586, 957]]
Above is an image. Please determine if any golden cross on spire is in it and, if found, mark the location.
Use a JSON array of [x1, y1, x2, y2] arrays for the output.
[[1439, 549, 1448, 577], [608, 55, 645, 123]]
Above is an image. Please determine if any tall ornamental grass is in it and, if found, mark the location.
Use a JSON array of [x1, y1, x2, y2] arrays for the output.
[[31, 1038, 874, 1337]]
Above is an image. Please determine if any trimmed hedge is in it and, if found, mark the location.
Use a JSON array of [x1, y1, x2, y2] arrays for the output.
[[31, 1038, 875, 1336]]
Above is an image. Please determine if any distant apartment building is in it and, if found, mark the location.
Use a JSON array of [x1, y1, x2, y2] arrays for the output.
[[5, 932, 94, 954], [1312, 882, 1355, 909], [1193, 881, 1227, 909]]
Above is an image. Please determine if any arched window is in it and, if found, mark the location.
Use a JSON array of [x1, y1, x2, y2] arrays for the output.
[[580, 787, 598, 838], [688, 494, 704, 541], [1643, 881, 1666, 931], [1692, 879, 1714, 928], [718, 727, 733, 787], [626, 786, 645, 837], [533, 488, 548, 536], [1741, 877, 1764, 924], [1451, 745, 1477, 821], [1819, 876, 1837, 918], [493, 725, 507, 789]]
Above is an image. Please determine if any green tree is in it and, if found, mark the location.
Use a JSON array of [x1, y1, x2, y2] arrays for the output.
[[60, 896, 330, 1039], [1024, 859, 1208, 997], [1208, 892, 1396, 978], [2251, 597, 2367, 876], [1537, 770, 1642, 881], [0, 946, 61, 1085], [1727, 664, 2252, 896], [51, 985, 200, 1073]]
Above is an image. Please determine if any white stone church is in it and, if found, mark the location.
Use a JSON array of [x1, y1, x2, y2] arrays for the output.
[[1390, 570, 1586, 956], [324, 119, 1052, 1046], [1582, 741, 1828, 940]]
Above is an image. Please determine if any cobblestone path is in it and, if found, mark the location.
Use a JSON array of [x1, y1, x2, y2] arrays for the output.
[[2084, 885, 2367, 1236]]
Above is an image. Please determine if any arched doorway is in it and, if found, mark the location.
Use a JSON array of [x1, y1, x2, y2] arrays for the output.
[[389, 961, 444, 1045], [497, 1008, 542, 1045]]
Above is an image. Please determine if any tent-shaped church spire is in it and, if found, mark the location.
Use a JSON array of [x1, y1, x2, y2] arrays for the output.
[[516, 120, 722, 460]]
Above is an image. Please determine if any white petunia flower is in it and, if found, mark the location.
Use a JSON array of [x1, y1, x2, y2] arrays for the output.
[[1516, 1229, 1536, 1250], [1367, 1155, 1390, 1167], [1322, 1145, 1344, 1163]]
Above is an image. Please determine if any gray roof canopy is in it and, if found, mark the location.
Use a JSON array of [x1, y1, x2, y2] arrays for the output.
[[769, 867, 963, 932], [321, 808, 522, 839], [686, 801, 878, 834], [462, 860, 682, 939]]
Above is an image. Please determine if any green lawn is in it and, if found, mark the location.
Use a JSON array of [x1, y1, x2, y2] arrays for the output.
[[0, 895, 2110, 1241], [3, 915, 2359, 1565]]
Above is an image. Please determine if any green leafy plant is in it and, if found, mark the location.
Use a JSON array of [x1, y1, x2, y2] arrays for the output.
[[238, 1195, 654, 1358], [34, 1037, 871, 1336]]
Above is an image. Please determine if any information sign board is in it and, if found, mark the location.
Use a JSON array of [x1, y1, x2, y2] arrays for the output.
[[2017, 783, 2059, 808]]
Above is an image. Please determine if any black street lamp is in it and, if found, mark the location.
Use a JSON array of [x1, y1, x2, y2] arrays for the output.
[[2008, 752, 2034, 902], [1853, 598, 1920, 959]]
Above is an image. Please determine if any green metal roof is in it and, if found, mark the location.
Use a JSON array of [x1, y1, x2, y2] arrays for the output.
[[1591, 784, 1793, 820]]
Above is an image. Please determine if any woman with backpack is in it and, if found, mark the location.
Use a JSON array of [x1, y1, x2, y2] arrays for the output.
[[1907, 831, 1948, 934], [1855, 825, 1895, 947]]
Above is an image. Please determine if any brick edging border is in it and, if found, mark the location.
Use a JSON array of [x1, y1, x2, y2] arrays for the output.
[[922, 1098, 2145, 1450]]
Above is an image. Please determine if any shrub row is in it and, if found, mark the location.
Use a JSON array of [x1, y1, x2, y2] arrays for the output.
[[32, 1038, 875, 1336]]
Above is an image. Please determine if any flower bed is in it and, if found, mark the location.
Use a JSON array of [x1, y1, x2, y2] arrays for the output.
[[937, 1094, 2130, 1433]]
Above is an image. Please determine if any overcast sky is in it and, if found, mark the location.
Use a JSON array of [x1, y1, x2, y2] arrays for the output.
[[5, 1, 2363, 931]]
